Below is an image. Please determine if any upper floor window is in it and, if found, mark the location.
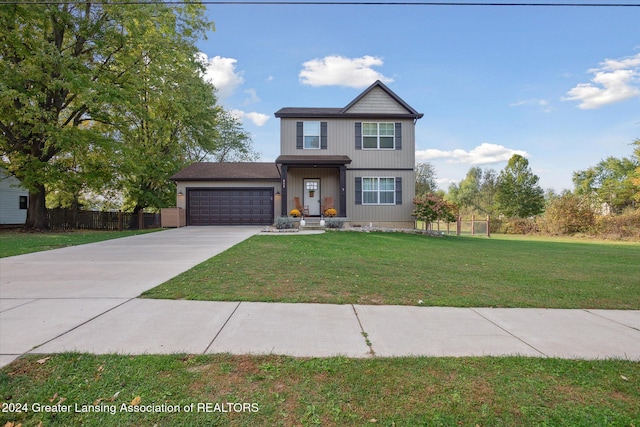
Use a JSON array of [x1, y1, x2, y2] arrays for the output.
[[363, 122, 395, 149], [303, 121, 321, 149]]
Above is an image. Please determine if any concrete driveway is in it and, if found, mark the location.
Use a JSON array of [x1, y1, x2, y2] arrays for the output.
[[0, 226, 261, 366]]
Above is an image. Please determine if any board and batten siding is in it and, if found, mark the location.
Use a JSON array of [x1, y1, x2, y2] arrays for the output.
[[343, 86, 409, 115], [0, 169, 28, 225], [280, 118, 415, 170]]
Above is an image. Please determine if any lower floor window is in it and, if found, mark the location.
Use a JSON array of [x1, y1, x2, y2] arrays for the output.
[[363, 177, 395, 205]]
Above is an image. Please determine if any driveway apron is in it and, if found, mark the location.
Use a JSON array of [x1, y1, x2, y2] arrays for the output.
[[0, 226, 261, 365]]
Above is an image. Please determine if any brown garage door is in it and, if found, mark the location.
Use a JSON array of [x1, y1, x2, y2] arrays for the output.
[[187, 188, 273, 225]]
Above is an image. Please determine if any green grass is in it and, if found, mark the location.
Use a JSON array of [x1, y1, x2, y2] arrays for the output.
[[0, 229, 161, 258], [1, 353, 638, 427], [142, 232, 640, 309]]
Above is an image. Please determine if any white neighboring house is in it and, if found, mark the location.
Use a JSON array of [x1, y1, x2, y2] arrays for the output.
[[0, 168, 28, 225]]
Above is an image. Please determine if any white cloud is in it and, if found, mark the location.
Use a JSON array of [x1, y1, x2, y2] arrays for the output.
[[563, 53, 640, 109], [416, 143, 529, 165], [230, 109, 270, 127], [197, 53, 244, 100], [510, 98, 553, 113], [243, 88, 261, 105], [299, 55, 393, 88]]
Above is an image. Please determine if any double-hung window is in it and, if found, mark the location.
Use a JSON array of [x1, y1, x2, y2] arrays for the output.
[[362, 177, 395, 205], [362, 122, 395, 149], [303, 121, 321, 149]]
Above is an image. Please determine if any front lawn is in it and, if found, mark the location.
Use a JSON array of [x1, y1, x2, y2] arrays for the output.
[[0, 229, 160, 258], [142, 232, 640, 309], [1, 353, 638, 426]]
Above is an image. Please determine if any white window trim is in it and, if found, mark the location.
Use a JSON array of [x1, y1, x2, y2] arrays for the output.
[[362, 177, 396, 205], [362, 122, 395, 150], [303, 121, 321, 150]]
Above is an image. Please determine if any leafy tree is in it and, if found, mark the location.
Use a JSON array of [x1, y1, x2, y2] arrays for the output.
[[110, 19, 219, 214], [0, 1, 213, 228], [495, 154, 545, 218], [415, 162, 438, 195], [207, 110, 259, 162], [632, 169, 640, 204], [447, 167, 497, 216], [573, 139, 639, 212], [412, 193, 458, 228]]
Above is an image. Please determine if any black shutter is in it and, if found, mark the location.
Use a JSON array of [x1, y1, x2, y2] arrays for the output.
[[395, 122, 402, 150], [395, 177, 402, 205], [321, 122, 327, 150], [355, 122, 362, 150], [355, 177, 362, 205], [296, 122, 303, 149]]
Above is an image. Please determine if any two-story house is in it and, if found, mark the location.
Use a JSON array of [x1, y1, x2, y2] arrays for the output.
[[171, 80, 423, 228]]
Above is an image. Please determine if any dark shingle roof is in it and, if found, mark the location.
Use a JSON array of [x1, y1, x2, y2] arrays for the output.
[[171, 162, 280, 181], [275, 155, 352, 165], [274, 107, 343, 118], [274, 80, 423, 119]]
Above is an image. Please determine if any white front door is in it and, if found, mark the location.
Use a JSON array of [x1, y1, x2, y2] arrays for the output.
[[304, 179, 321, 216]]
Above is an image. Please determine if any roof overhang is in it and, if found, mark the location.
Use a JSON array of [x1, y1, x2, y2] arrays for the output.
[[275, 155, 352, 166], [170, 162, 281, 181], [275, 112, 423, 120]]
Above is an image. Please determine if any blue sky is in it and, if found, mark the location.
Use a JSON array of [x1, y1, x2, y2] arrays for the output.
[[195, 1, 640, 192]]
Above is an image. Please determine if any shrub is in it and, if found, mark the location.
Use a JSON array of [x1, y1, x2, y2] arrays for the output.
[[593, 208, 640, 239], [412, 193, 458, 225], [539, 192, 595, 235], [497, 218, 538, 234], [275, 216, 295, 230], [289, 209, 301, 218], [325, 218, 346, 229]]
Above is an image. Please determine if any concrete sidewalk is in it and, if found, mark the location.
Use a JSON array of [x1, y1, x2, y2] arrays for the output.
[[2, 300, 639, 365], [1, 227, 639, 367]]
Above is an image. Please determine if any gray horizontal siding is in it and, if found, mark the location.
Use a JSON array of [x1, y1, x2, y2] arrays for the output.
[[346, 169, 415, 223], [280, 118, 415, 169]]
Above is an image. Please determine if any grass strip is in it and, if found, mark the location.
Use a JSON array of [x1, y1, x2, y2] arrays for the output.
[[142, 232, 640, 309], [0, 229, 161, 258], [1, 353, 638, 427]]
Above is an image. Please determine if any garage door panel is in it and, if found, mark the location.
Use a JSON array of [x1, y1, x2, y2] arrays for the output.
[[187, 188, 273, 225]]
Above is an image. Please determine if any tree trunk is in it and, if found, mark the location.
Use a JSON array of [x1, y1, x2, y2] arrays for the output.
[[25, 184, 49, 230], [129, 204, 144, 229]]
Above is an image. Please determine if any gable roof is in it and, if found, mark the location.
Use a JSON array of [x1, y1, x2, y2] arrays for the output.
[[341, 80, 422, 117], [171, 162, 280, 181], [274, 80, 423, 119]]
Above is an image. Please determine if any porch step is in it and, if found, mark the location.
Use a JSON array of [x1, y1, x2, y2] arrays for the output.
[[299, 224, 325, 231], [298, 218, 325, 231]]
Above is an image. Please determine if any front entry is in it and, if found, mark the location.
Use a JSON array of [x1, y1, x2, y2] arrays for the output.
[[303, 179, 321, 216]]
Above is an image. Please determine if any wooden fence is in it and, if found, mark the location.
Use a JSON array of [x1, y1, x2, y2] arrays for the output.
[[48, 209, 161, 231], [417, 215, 491, 237]]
